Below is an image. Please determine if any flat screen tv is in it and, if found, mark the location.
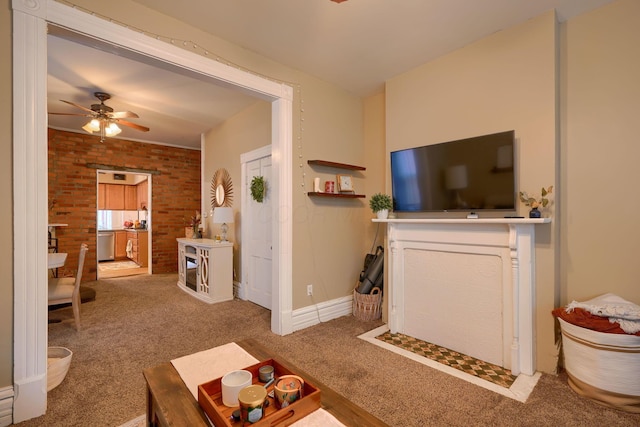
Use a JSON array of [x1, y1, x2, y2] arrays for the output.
[[390, 130, 515, 213]]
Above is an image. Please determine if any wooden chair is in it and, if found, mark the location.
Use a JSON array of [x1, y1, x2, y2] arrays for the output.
[[48, 243, 88, 331]]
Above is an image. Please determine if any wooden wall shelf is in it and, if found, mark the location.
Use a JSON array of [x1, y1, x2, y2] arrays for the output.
[[307, 160, 366, 171], [307, 192, 365, 199]]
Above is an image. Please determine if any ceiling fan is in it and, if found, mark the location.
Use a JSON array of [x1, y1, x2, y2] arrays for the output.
[[49, 91, 150, 142]]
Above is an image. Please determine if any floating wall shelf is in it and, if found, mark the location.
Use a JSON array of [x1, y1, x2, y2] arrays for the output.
[[307, 192, 365, 199], [307, 160, 366, 198], [307, 160, 366, 171]]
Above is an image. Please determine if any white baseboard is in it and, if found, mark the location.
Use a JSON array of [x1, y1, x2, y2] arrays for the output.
[[0, 386, 14, 427], [292, 294, 353, 332]]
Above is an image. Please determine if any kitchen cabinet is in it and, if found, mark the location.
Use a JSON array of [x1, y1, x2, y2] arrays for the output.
[[126, 230, 148, 267], [105, 184, 125, 210], [124, 185, 138, 210], [177, 238, 233, 304], [99, 183, 139, 210], [137, 179, 148, 210], [115, 230, 128, 259], [98, 184, 106, 209]]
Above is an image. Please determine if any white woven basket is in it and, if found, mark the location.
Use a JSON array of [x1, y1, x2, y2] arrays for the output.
[[559, 318, 640, 412], [47, 346, 73, 391]]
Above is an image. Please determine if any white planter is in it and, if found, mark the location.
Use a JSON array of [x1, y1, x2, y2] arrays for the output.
[[376, 209, 389, 219], [47, 347, 73, 391]]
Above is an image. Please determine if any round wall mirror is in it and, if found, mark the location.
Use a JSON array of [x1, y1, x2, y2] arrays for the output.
[[211, 168, 234, 208]]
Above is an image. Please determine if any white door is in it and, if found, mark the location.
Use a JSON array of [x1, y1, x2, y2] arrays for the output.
[[245, 156, 273, 309]]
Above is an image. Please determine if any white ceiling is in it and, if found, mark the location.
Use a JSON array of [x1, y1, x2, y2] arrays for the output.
[[47, 0, 615, 149]]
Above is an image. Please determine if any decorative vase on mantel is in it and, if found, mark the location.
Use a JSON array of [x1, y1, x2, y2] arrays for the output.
[[376, 209, 389, 220], [185, 227, 195, 238], [529, 207, 541, 218]]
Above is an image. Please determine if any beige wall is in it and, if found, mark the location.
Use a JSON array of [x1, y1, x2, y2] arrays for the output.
[[362, 93, 387, 317], [1, 0, 13, 388], [203, 100, 272, 278], [561, 0, 640, 304], [290, 76, 365, 308], [386, 12, 559, 372]]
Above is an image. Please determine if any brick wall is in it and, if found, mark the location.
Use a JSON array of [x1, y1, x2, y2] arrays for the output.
[[48, 129, 201, 280]]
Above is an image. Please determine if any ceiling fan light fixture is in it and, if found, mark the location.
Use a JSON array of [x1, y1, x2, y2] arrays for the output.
[[82, 118, 101, 133], [53, 92, 149, 142], [106, 122, 121, 137]]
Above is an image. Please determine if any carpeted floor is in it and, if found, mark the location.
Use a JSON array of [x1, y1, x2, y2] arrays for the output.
[[15, 274, 640, 426]]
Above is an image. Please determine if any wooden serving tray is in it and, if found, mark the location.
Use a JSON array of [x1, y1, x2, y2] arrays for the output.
[[198, 358, 321, 426]]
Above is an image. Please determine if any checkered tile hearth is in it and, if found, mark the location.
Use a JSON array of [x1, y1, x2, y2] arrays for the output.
[[376, 331, 517, 388]]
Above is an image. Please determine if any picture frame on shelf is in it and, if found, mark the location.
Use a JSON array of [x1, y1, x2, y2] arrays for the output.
[[337, 174, 354, 193]]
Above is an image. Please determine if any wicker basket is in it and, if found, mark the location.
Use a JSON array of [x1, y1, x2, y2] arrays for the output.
[[353, 287, 382, 321], [47, 347, 73, 391]]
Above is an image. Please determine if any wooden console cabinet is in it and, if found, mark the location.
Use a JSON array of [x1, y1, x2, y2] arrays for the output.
[[177, 238, 233, 304]]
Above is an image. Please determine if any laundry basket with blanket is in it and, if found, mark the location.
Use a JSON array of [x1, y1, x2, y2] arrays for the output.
[[553, 293, 640, 413]]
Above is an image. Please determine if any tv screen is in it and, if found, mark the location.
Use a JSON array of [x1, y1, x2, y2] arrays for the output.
[[390, 131, 515, 212]]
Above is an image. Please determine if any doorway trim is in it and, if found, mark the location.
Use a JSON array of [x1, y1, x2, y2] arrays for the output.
[[12, 0, 293, 421], [96, 170, 153, 277]]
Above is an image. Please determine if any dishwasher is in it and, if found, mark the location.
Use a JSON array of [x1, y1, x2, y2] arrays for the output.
[[97, 231, 115, 261]]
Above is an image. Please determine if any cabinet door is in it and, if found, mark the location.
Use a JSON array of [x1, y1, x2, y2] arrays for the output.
[[126, 231, 137, 262], [115, 231, 127, 258], [125, 185, 138, 210], [98, 183, 106, 210], [106, 184, 125, 210], [137, 179, 148, 210], [137, 231, 148, 267]]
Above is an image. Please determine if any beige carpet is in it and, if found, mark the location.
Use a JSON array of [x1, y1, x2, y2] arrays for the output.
[[15, 274, 640, 426]]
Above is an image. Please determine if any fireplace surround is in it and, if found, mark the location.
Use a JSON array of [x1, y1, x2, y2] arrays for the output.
[[375, 218, 550, 376]]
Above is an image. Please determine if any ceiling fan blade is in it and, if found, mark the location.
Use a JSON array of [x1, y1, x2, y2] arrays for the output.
[[48, 112, 94, 117], [59, 99, 96, 114], [110, 111, 139, 119], [117, 119, 150, 132]]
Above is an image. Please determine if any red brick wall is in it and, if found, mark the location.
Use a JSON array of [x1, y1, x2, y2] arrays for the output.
[[48, 129, 201, 280]]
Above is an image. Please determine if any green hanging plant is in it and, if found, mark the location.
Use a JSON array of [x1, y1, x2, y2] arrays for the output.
[[250, 176, 266, 203]]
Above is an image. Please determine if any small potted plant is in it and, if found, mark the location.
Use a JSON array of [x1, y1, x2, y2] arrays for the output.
[[369, 193, 393, 219], [519, 186, 553, 218]]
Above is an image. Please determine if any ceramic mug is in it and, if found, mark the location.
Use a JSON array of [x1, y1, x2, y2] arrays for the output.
[[274, 375, 304, 408]]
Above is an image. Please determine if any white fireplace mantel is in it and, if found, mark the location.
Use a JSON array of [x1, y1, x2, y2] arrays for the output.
[[374, 217, 550, 376]]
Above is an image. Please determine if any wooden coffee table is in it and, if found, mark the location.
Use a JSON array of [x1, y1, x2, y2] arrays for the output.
[[143, 338, 387, 426]]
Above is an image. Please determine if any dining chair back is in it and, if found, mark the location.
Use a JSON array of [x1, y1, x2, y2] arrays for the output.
[[48, 243, 89, 331]]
